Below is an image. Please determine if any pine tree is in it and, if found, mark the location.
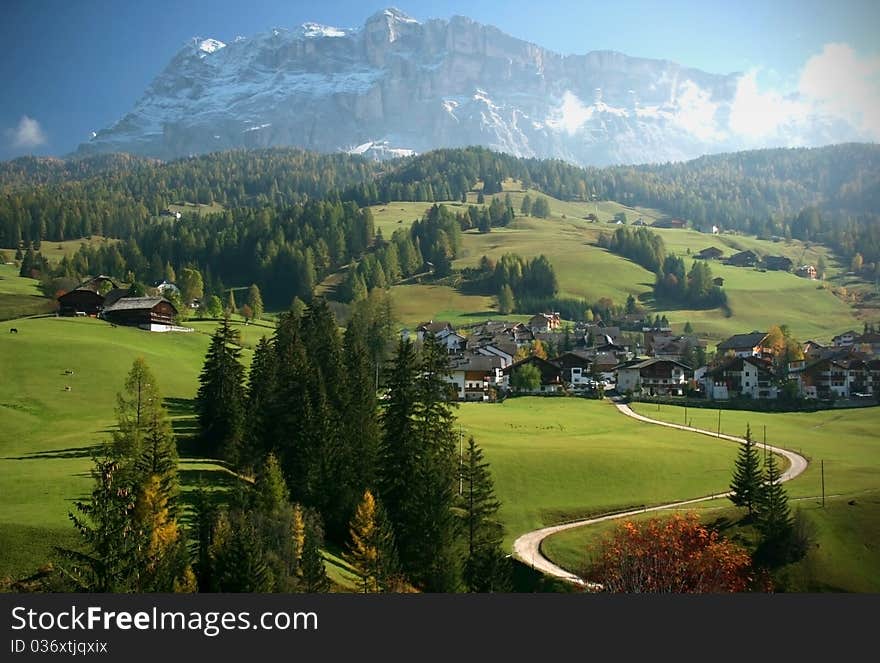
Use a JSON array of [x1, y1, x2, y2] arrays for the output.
[[55, 458, 144, 592], [379, 337, 420, 548], [754, 453, 796, 566], [459, 437, 511, 592], [208, 511, 273, 592], [344, 490, 401, 593], [112, 358, 164, 462], [247, 283, 264, 319], [343, 320, 380, 495], [498, 284, 515, 314], [250, 454, 301, 591], [195, 317, 246, 463], [242, 336, 277, 470], [729, 424, 763, 518], [300, 510, 331, 592], [226, 289, 237, 315], [408, 335, 461, 591]]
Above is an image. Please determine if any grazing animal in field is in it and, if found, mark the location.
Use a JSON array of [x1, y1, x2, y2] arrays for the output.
[[64, 386, 71, 392], [9, 328, 18, 334]]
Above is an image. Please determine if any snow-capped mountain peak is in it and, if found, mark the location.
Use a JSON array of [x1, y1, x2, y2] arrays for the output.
[[78, 10, 870, 165]]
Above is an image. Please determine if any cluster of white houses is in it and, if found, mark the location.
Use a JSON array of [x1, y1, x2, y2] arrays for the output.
[[409, 316, 880, 403]]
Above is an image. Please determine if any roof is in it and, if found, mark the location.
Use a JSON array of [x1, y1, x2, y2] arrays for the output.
[[616, 357, 692, 371], [697, 246, 724, 257], [451, 355, 503, 372], [102, 297, 176, 313], [102, 288, 130, 308], [417, 321, 453, 334], [717, 331, 768, 351], [707, 356, 774, 377]]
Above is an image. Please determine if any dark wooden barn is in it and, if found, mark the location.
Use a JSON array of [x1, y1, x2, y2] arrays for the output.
[[58, 289, 104, 316], [101, 297, 177, 327]]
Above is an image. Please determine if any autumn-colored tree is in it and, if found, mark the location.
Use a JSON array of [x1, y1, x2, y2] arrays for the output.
[[240, 304, 253, 320], [586, 513, 760, 593], [344, 490, 401, 593], [531, 339, 548, 359]]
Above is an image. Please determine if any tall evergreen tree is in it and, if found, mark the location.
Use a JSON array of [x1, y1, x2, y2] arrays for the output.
[[343, 319, 380, 495], [55, 459, 143, 592], [247, 283, 264, 319], [300, 510, 331, 592], [344, 490, 401, 593], [407, 334, 461, 591], [242, 335, 277, 470], [379, 337, 420, 548], [754, 453, 799, 566], [729, 424, 763, 518], [195, 317, 246, 463], [459, 437, 511, 592], [113, 358, 164, 462]]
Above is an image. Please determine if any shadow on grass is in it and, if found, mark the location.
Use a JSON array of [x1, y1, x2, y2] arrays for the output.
[[3, 444, 100, 460], [164, 397, 195, 418]]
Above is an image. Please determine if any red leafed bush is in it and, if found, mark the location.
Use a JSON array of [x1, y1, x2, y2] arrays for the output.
[[586, 513, 765, 593]]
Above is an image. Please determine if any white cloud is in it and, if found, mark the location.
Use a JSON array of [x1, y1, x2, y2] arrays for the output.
[[672, 80, 724, 142], [729, 69, 810, 140], [797, 43, 880, 139], [7, 115, 48, 148], [546, 91, 593, 134]]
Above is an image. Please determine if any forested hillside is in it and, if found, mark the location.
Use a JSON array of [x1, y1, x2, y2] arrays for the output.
[[2, 144, 878, 308]]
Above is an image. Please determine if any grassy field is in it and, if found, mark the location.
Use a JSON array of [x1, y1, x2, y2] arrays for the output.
[[456, 398, 741, 549], [0, 315, 247, 580], [541, 403, 880, 591], [368, 186, 871, 343], [0, 264, 54, 320], [388, 283, 504, 328]]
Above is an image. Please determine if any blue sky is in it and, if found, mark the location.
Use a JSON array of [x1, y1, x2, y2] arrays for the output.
[[1, 0, 878, 160]]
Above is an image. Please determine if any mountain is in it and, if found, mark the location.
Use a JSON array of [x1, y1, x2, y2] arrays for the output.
[[77, 8, 863, 165]]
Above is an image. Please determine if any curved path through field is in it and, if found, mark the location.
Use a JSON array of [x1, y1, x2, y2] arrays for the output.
[[511, 398, 809, 587]]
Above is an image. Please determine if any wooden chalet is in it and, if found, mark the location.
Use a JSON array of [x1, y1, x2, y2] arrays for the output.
[[726, 250, 758, 267], [58, 289, 104, 316], [696, 246, 724, 260], [101, 297, 177, 328], [763, 255, 793, 272]]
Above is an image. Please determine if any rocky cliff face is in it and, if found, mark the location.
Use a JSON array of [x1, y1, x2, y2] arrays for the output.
[[76, 8, 841, 165]]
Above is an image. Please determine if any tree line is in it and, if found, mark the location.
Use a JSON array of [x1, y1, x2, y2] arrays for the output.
[[194, 299, 511, 592]]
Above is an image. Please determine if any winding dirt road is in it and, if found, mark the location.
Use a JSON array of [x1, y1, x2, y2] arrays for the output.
[[511, 399, 809, 587]]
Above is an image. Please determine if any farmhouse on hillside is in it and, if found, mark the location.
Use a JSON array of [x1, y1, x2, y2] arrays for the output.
[[796, 264, 817, 279], [57, 275, 122, 316], [763, 255, 794, 272], [696, 246, 724, 260], [101, 297, 178, 331], [726, 250, 758, 267]]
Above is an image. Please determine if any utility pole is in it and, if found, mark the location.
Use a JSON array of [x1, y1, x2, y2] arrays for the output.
[[763, 424, 767, 462], [717, 409, 721, 437], [459, 425, 464, 496], [821, 460, 825, 508], [684, 404, 688, 426]]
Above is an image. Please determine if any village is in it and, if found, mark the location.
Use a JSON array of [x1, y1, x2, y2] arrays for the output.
[[403, 312, 880, 407], [52, 272, 880, 409]]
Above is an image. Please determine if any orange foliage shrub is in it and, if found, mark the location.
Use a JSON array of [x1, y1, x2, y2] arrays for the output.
[[586, 512, 765, 593]]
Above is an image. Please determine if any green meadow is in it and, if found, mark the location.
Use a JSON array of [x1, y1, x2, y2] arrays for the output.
[[542, 403, 880, 591], [365, 185, 871, 342], [0, 315, 247, 580], [456, 398, 740, 548]]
